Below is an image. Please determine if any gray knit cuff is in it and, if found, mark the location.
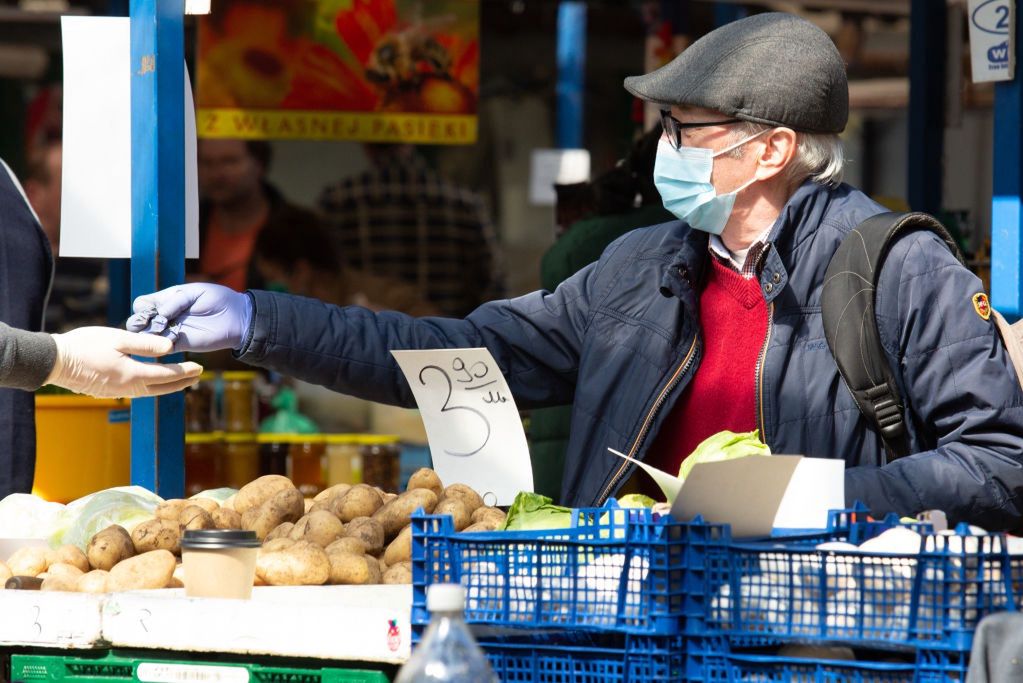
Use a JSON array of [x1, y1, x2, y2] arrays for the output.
[[0, 322, 58, 391]]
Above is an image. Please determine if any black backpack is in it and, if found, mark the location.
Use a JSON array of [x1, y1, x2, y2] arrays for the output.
[[821, 212, 1023, 462]]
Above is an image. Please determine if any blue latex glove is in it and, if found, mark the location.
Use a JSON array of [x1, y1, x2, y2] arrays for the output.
[[127, 283, 253, 353]]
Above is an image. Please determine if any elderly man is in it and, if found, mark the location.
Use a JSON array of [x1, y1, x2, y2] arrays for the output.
[[127, 13, 1023, 529]]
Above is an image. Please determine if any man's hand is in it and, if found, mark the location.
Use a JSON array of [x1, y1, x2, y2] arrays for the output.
[[126, 283, 253, 353], [47, 327, 203, 398]]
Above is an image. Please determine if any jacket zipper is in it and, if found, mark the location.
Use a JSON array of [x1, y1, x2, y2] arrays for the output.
[[755, 301, 775, 441], [596, 334, 699, 506]]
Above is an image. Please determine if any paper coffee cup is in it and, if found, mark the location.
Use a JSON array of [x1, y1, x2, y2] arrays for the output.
[[181, 529, 260, 599]]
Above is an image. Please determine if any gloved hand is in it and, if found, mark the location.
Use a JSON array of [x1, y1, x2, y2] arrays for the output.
[[126, 282, 253, 353], [47, 327, 204, 398]]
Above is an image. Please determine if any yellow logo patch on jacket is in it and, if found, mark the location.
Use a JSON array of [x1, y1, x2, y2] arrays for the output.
[[973, 292, 991, 320]]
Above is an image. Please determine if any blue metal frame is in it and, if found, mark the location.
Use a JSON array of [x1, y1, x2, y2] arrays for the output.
[[992, 4, 1023, 319], [907, 0, 946, 216], [556, 1, 586, 149], [129, 0, 186, 497]]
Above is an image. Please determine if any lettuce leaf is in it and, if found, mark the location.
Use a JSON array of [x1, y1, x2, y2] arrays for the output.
[[679, 429, 771, 481], [500, 491, 573, 531]]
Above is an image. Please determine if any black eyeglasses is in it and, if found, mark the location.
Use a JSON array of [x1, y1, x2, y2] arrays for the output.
[[659, 110, 742, 150]]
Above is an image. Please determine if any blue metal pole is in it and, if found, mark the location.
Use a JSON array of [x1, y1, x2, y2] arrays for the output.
[[556, 2, 586, 149], [129, 0, 186, 497], [907, 0, 946, 215], [992, 4, 1023, 319]]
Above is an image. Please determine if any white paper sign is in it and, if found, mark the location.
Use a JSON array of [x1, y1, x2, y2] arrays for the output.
[[968, 0, 1015, 83], [391, 349, 534, 505], [669, 455, 845, 538], [61, 16, 199, 258], [528, 148, 591, 206]]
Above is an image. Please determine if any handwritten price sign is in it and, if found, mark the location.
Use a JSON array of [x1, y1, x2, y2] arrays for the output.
[[391, 349, 534, 504]]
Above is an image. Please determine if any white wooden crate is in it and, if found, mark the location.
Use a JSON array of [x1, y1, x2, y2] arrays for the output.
[[0, 590, 105, 648]]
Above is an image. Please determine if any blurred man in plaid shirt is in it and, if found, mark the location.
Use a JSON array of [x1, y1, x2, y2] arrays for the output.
[[318, 144, 504, 317]]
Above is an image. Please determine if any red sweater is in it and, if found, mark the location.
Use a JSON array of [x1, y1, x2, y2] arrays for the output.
[[646, 257, 769, 477]]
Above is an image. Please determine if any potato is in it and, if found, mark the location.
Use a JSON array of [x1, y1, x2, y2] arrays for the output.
[[0, 560, 11, 586], [314, 483, 351, 503], [383, 561, 412, 585], [106, 549, 176, 591], [471, 506, 507, 526], [331, 485, 384, 522], [303, 499, 314, 514], [187, 497, 220, 514], [131, 519, 181, 555], [53, 545, 90, 573], [256, 540, 329, 586], [307, 500, 333, 515], [168, 563, 185, 589], [265, 522, 295, 542], [87, 525, 135, 571], [242, 488, 305, 540], [434, 498, 471, 531], [179, 505, 215, 531], [407, 468, 443, 497], [8, 546, 53, 577], [383, 525, 412, 566], [439, 484, 484, 514], [377, 556, 388, 575], [234, 475, 296, 515], [289, 511, 344, 547], [373, 489, 438, 539], [212, 507, 242, 530], [344, 517, 385, 555], [76, 569, 109, 594], [325, 537, 367, 556], [41, 575, 78, 592], [381, 492, 398, 504], [222, 494, 237, 511], [327, 552, 381, 585], [463, 519, 501, 532], [46, 563, 85, 582], [261, 538, 296, 553], [155, 499, 189, 521]]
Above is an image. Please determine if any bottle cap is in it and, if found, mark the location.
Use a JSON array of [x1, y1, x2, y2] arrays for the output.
[[427, 583, 465, 612]]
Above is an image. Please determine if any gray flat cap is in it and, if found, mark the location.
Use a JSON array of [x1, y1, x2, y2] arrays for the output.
[[624, 13, 848, 133]]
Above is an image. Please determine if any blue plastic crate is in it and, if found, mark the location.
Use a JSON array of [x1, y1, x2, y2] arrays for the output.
[[691, 519, 1023, 652], [684, 638, 969, 683], [480, 633, 685, 683], [410, 503, 727, 636]]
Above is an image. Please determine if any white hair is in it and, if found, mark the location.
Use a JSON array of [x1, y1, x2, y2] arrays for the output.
[[726, 121, 845, 188]]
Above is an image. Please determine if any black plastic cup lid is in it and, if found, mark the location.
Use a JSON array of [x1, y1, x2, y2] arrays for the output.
[[180, 529, 261, 549]]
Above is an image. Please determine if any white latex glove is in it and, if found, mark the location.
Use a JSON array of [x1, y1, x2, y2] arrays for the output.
[[46, 327, 203, 398]]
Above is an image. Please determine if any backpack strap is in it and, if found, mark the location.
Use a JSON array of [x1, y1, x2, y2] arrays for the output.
[[821, 212, 963, 463]]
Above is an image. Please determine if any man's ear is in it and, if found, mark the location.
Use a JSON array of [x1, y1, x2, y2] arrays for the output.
[[754, 127, 798, 181]]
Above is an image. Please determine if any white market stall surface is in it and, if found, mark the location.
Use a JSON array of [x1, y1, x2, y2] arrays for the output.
[[101, 585, 413, 664], [0, 590, 105, 648]]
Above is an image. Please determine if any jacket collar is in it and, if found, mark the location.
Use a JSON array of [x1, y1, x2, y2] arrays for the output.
[[660, 180, 837, 303]]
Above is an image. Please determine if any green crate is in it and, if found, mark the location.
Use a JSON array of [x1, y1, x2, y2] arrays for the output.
[[9, 651, 389, 683]]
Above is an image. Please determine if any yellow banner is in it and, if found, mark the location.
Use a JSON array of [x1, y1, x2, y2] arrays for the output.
[[197, 1, 480, 143], [198, 109, 477, 144]]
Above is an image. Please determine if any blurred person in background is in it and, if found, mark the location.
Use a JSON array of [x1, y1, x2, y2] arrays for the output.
[[528, 125, 673, 498], [318, 143, 504, 317], [193, 139, 320, 292], [251, 216, 439, 433], [22, 139, 109, 333]]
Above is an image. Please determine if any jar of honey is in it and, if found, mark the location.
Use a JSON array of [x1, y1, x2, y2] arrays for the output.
[[223, 432, 259, 489], [288, 434, 327, 497], [325, 434, 362, 486], [359, 435, 401, 493], [184, 432, 224, 496], [257, 433, 291, 477], [222, 371, 258, 433]]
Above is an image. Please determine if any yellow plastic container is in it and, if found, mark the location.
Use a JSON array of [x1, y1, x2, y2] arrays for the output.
[[33, 396, 131, 503]]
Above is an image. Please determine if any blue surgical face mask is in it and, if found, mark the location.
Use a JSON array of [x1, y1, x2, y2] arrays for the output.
[[653, 131, 768, 234]]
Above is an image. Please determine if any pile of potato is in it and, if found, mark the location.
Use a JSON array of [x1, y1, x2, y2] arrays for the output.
[[0, 468, 503, 592]]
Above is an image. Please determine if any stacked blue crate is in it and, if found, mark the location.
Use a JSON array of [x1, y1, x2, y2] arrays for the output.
[[682, 509, 1021, 682], [409, 502, 727, 683]]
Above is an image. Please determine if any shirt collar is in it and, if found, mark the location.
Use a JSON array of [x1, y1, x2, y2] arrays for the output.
[[708, 225, 773, 273]]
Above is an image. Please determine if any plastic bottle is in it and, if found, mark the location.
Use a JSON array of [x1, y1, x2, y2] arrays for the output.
[[395, 584, 498, 683]]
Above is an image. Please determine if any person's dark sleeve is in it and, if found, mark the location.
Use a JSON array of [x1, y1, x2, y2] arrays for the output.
[[0, 322, 57, 390], [235, 251, 614, 411], [844, 231, 1023, 530]]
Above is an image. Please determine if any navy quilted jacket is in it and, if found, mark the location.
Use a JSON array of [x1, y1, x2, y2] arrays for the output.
[[237, 181, 1023, 530]]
